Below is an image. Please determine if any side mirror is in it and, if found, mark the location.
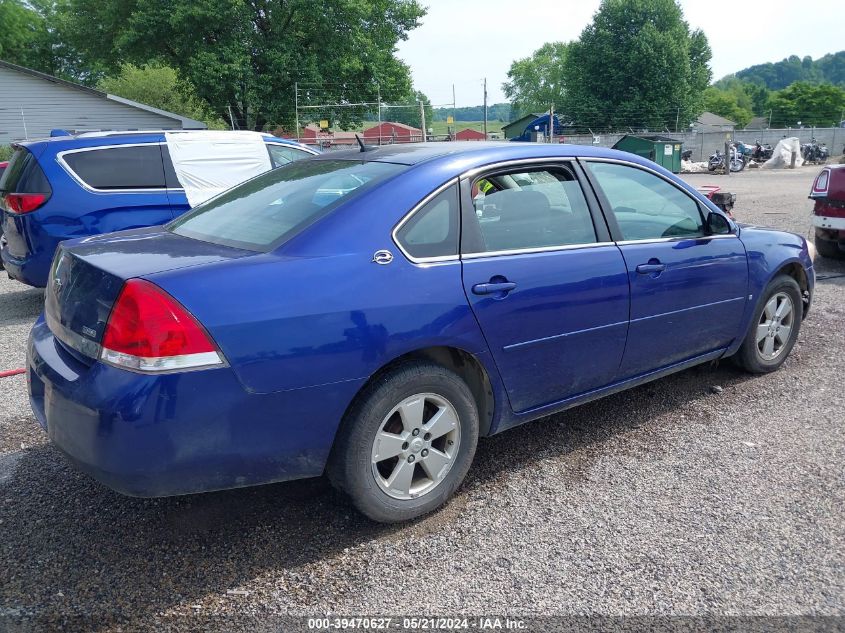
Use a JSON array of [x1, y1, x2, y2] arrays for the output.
[[706, 211, 732, 235]]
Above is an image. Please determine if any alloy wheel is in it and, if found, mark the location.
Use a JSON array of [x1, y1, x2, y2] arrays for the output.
[[370, 393, 461, 500], [756, 291, 795, 361]]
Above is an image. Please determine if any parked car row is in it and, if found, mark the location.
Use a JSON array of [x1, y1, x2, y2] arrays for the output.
[[0, 131, 316, 287], [26, 141, 815, 522]]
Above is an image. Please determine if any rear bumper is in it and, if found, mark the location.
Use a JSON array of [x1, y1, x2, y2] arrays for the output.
[[1, 243, 52, 287], [812, 214, 845, 231], [27, 317, 363, 496]]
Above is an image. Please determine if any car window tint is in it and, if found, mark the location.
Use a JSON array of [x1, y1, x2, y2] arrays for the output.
[[267, 144, 312, 167], [396, 183, 459, 259], [465, 166, 596, 253], [63, 145, 166, 189], [586, 162, 704, 240], [0, 148, 51, 194], [169, 160, 406, 252]]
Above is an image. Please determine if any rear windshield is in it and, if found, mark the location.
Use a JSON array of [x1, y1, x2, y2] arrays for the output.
[[0, 147, 51, 194], [168, 159, 406, 251]]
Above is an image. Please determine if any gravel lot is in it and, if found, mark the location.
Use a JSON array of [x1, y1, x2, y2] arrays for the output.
[[1, 165, 844, 631]]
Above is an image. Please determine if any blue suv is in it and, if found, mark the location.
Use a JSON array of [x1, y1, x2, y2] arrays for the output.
[[0, 131, 317, 287]]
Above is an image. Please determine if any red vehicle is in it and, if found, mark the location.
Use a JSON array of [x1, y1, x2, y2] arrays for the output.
[[810, 164, 845, 259]]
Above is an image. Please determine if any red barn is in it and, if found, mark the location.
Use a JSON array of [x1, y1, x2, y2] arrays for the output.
[[363, 122, 422, 144], [455, 128, 486, 141], [297, 124, 358, 147]]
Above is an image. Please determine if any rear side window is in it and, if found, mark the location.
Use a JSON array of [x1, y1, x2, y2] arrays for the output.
[[62, 145, 166, 190], [169, 160, 406, 252], [267, 144, 312, 167], [0, 148, 51, 194], [464, 166, 597, 253], [395, 183, 459, 259]]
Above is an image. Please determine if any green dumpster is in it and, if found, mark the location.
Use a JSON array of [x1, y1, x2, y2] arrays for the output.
[[612, 135, 683, 174]]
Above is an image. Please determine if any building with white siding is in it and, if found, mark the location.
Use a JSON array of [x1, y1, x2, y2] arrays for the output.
[[0, 60, 206, 144]]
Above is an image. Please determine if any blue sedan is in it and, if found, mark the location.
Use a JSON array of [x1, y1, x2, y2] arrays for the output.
[[27, 142, 815, 522]]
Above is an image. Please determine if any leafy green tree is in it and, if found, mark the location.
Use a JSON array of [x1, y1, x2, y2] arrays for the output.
[[767, 82, 845, 127], [98, 63, 225, 127], [702, 86, 753, 127], [0, 0, 93, 82], [0, 0, 40, 65], [502, 42, 570, 115], [383, 90, 433, 130], [735, 52, 845, 90], [562, 0, 711, 131], [59, 0, 425, 131]]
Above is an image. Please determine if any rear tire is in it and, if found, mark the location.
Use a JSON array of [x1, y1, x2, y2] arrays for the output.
[[328, 361, 479, 523], [733, 275, 802, 374], [815, 232, 844, 259]]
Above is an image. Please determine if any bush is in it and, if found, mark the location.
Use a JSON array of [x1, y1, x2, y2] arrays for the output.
[[0, 145, 13, 161]]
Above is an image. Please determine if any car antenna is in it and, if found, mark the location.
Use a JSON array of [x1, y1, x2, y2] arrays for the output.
[[355, 134, 375, 152]]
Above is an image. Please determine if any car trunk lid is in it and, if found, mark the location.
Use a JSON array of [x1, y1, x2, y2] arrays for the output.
[[45, 227, 254, 361]]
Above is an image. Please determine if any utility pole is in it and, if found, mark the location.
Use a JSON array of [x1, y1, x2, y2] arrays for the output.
[[293, 82, 299, 139], [419, 101, 427, 142], [483, 77, 488, 140], [377, 84, 382, 145], [675, 106, 680, 133], [549, 104, 554, 143], [452, 84, 457, 140]]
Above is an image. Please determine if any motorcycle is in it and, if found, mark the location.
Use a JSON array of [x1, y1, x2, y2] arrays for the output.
[[751, 141, 773, 162], [802, 139, 829, 164], [708, 145, 745, 172]]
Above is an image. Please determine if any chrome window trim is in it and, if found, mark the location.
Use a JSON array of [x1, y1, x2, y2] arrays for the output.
[[462, 241, 616, 259], [460, 157, 606, 257], [393, 156, 739, 266], [265, 141, 319, 157], [391, 178, 461, 264], [579, 156, 739, 235], [56, 142, 175, 194], [57, 139, 306, 195], [614, 234, 738, 246], [460, 156, 575, 180]]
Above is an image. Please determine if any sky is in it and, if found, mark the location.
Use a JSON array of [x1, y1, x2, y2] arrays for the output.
[[395, 0, 844, 107]]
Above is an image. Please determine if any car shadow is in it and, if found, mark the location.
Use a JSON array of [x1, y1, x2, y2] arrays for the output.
[[0, 360, 756, 627], [0, 286, 44, 326]]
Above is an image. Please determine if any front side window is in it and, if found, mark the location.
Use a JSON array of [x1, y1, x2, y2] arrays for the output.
[[267, 144, 313, 167], [585, 162, 704, 241], [62, 145, 166, 190], [169, 160, 406, 252], [395, 183, 459, 259], [464, 165, 597, 253]]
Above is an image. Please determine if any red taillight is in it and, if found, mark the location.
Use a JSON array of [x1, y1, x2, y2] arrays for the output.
[[811, 170, 830, 197], [100, 279, 223, 372], [4, 193, 47, 214]]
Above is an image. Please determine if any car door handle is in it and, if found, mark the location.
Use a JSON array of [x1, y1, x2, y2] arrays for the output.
[[636, 263, 666, 274], [472, 281, 517, 295]]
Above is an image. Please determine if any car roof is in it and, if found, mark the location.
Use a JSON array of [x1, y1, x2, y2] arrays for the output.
[[17, 130, 313, 154], [314, 141, 655, 171]]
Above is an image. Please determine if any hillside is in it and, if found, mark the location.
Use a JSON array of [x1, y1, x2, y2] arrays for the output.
[[720, 51, 844, 90]]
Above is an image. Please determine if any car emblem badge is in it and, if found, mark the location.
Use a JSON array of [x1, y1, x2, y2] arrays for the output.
[[372, 250, 393, 265]]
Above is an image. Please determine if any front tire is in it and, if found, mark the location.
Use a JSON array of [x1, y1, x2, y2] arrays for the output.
[[328, 361, 479, 523], [815, 231, 844, 259], [733, 275, 802, 373]]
